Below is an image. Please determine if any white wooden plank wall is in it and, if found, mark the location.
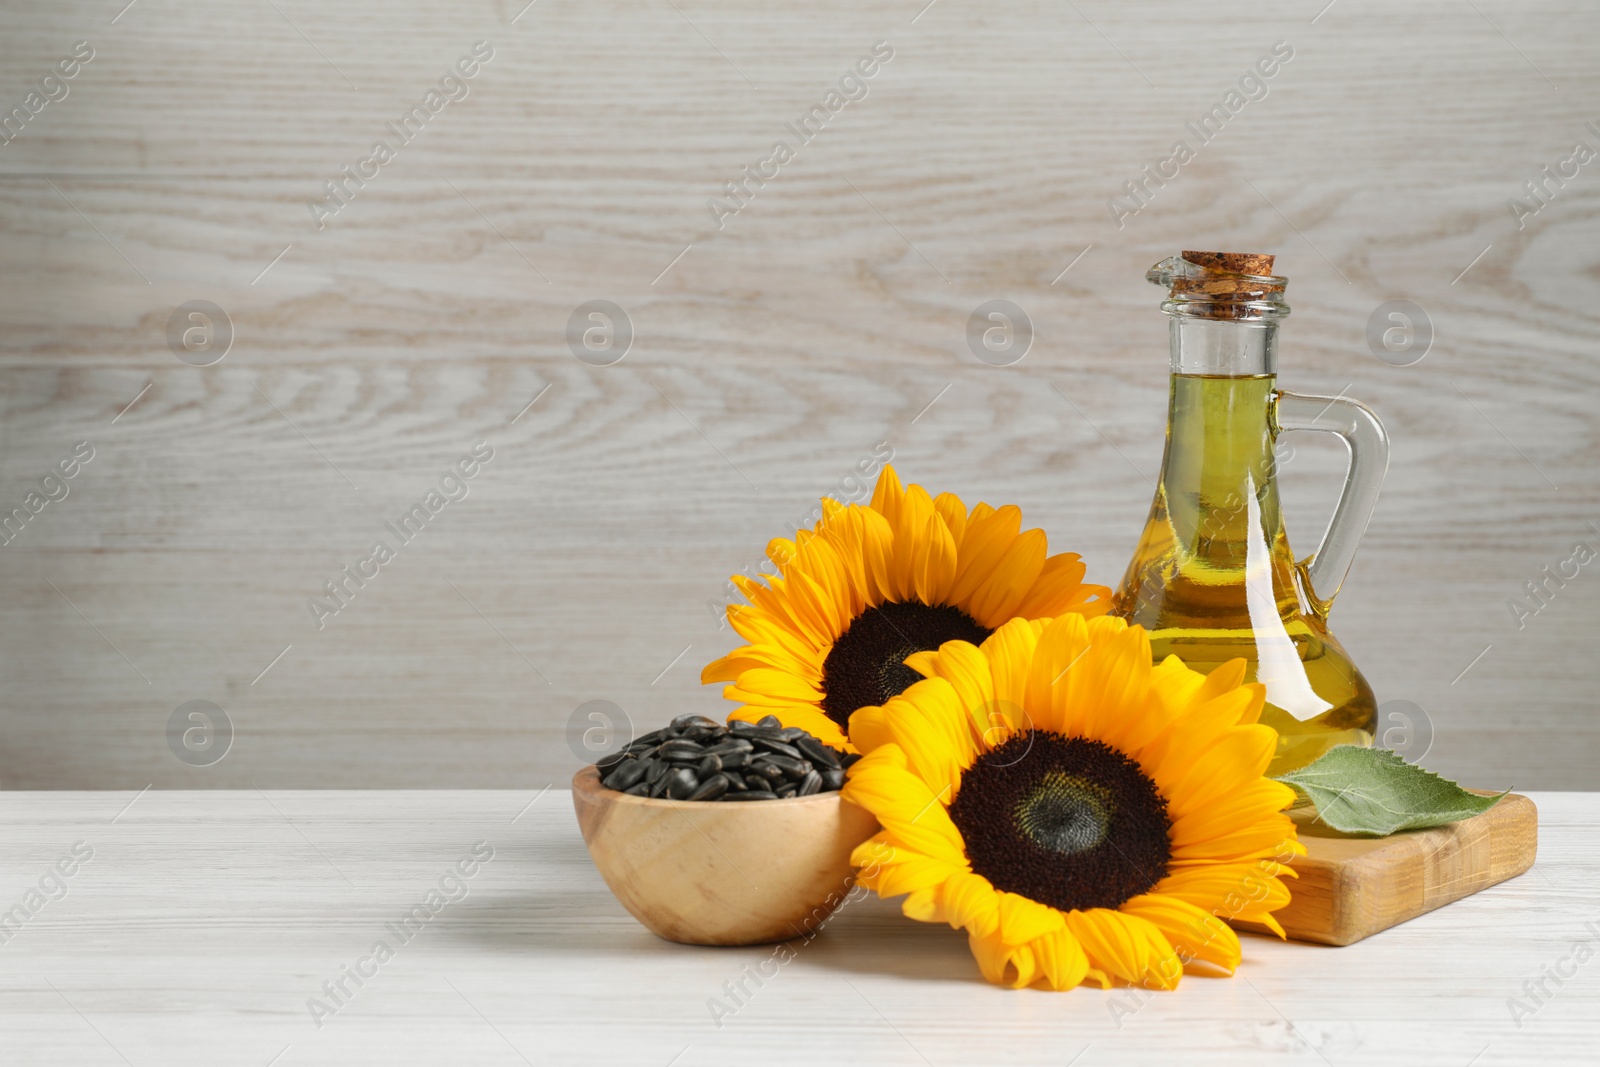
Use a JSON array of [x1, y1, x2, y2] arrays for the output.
[[0, 0, 1596, 788]]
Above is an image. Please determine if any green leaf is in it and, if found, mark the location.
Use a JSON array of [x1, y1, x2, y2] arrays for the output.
[[1272, 746, 1506, 837]]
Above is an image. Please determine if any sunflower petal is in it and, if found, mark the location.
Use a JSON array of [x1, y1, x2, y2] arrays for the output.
[[1030, 928, 1092, 990], [932, 491, 968, 546], [817, 503, 894, 608], [1147, 654, 1209, 719], [1153, 862, 1299, 930], [1012, 552, 1111, 620], [978, 618, 1043, 735], [1023, 613, 1093, 736], [902, 886, 942, 923], [846, 704, 895, 755], [996, 892, 1067, 945], [1120, 894, 1241, 975], [1052, 617, 1156, 750], [880, 680, 968, 802], [1169, 779, 1299, 850], [841, 744, 967, 866], [1164, 725, 1280, 822], [965, 528, 1049, 627], [723, 668, 824, 706], [875, 854, 963, 898], [1168, 818, 1301, 864], [900, 486, 959, 606], [946, 504, 1024, 611], [968, 929, 1016, 986], [938, 870, 1000, 937], [1064, 909, 1182, 989], [869, 463, 906, 530], [896, 641, 994, 758]]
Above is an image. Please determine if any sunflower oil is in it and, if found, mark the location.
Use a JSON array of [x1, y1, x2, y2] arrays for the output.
[[1113, 252, 1389, 776], [1114, 374, 1376, 774]]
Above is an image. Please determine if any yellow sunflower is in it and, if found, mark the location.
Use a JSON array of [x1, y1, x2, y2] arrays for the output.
[[701, 465, 1110, 750], [842, 613, 1302, 991]]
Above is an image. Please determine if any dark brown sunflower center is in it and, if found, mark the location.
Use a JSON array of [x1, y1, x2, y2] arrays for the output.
[[819, 600, 992, 731], [947, 732, 1171, 913]]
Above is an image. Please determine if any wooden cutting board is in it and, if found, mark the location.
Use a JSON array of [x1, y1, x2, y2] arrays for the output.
[[1232, 792, 1537, 946]]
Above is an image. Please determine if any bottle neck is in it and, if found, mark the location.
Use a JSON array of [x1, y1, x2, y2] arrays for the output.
[[1169, 316, 1278, 377], [1159, 317, 1285, 547]]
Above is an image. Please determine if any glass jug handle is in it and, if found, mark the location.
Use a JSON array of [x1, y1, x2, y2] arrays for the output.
[[1272, 391, 1390, 617]]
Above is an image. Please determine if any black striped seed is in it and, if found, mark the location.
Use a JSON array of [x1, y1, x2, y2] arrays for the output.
[[594, 720, 850, 802]]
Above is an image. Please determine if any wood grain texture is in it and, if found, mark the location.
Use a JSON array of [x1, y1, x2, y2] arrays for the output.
[[0, 789, 1593, 1066], [1235, 793, 1539, 947], [1, 1, 1598, 788]]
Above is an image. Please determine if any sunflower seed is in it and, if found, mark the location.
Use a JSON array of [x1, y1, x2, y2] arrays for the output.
[[749, 761, 786, 783], [603, 759, 649, 791], [657, 739, 706, 762], [735, 726, 787, 745], [760, 754, 811, 780], [795, 736, 840, 769], [839, 751, 863, 769], [688, 774, 730, 801], [665, 767, 699, 800], [753, 738, 803, 759], [594, 718, 851, 802]]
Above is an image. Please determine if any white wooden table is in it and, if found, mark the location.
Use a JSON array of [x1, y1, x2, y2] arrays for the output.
[[1, 790, 1594, 1066]]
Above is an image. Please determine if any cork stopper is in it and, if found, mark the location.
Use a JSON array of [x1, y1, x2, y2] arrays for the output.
[[1148, 251, 1287, 321]]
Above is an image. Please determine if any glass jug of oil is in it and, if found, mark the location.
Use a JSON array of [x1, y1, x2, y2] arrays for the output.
[[1113, 251, 1389, 775]]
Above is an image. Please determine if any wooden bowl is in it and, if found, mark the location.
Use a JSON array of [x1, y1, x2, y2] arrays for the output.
[[571, 766, 880, 946]]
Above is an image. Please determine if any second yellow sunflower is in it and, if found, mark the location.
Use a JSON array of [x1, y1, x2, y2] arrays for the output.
[[701, 466, 1109, 749], [844, 613, 1303, 990]]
